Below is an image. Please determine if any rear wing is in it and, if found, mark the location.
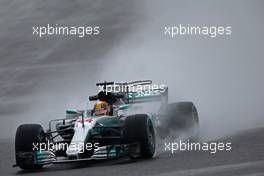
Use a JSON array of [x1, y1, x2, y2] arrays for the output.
[[91, 80, 168, 105], [125, 89, 168, 104]]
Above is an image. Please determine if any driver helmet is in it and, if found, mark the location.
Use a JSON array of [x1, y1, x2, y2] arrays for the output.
[[93, 101, 110, 116]]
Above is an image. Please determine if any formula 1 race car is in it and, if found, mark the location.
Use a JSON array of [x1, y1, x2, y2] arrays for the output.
[[14, 80, 199, 170]]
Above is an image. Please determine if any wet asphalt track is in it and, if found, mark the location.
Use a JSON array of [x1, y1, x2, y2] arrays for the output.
[[0, 127, 264, 176], [1, 0, 264, 176]]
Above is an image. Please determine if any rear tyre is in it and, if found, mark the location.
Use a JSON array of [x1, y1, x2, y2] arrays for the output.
[[124, 114, 156, 159], [15, 124, 45, 170], [159, 102, 199, 141]]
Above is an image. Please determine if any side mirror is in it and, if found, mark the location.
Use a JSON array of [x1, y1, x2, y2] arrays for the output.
[[66, 109, 78, 114], [66, 109, 83, 118], [118, 104, 130, 110]]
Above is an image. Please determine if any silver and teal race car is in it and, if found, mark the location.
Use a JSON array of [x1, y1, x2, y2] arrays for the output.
[[14, 80, 199, 170]]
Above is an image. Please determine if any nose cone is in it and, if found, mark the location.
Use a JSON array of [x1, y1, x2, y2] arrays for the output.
[[66, 142, 84, 158], [66, 117, 96, 158]]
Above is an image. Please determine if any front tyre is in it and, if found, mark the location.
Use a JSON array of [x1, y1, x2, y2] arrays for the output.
[[15, 124, 45, 170], [124, 114, 156, 159]]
